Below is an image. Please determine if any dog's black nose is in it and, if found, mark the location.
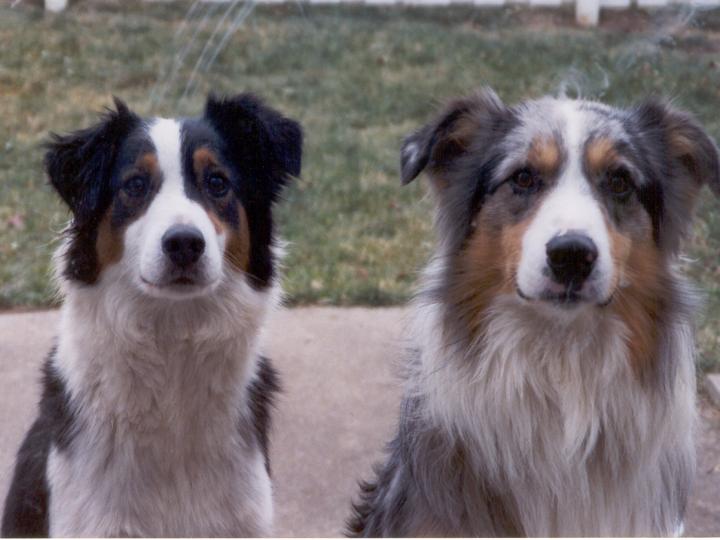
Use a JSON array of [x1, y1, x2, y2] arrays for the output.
[[162, 225, 205, 268], [546, 233, 598, 287]]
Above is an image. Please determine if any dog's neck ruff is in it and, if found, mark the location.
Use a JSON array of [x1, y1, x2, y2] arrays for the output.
[[55, 263, 279, 424], [46, 262, 279, 536], [409, 264, 696, 536]]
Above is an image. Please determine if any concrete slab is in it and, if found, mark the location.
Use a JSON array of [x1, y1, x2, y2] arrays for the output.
[[0, 308, 719, 536]]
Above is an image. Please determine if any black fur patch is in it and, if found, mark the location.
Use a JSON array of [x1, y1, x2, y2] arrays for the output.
[[45, 99, 141, 284], [247, 356, 280, 474], [204, 93, 303, 288], [1, 350, 78, 538]]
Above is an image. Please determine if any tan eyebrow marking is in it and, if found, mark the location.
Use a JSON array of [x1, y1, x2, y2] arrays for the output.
[[585, 137, 620, 174], [136, 152, 159, 174], [527, 136, 561, 175], [119, 152, 160, 182], [193, 147, 230, 180]]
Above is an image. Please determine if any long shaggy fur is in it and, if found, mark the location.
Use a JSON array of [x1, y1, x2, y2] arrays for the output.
[[350, 255, 698, 538], [349, 90, 716, 537]]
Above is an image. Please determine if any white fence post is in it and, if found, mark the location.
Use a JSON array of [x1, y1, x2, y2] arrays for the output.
[[45, 0, 68, 12], [575, 0, 599, 26]]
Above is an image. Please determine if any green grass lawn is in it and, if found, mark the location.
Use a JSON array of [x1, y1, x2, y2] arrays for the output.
[[1, 1, 719, 369]]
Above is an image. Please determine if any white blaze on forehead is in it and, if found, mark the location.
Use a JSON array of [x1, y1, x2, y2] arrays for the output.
[[148, 118, 184, 195], [144, 116, 215, 227], [559, 100, 584, 155], [515, 100, 615, 303], [557, 100, 593, 196]]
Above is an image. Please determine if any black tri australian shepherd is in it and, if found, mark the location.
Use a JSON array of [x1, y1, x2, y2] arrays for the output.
[[1, 94, 301, 537], [349, 88, 719, 536]]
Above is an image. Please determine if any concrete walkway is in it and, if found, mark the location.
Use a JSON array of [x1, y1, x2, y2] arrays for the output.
[[1, 308, 718, 536]]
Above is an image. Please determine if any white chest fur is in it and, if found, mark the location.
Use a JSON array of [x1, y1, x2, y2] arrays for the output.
[[47, 428, 272, 537], [412, 294, 696, 536], [46, 275, 277, 537]]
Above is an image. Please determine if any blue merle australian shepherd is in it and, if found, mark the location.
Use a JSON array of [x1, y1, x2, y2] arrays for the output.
[[349, 89, 719, 536], [1, 94, 301, 537]]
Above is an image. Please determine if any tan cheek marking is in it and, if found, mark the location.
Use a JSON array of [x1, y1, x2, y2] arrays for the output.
[[448, 213, 533, 340], [528, 136, 561, 175], [96, 209, 124, 271], [500, 217, 532, 288], [207, 211, 224, 235], [585, 137, 618, 175], [609, 223, 665, 380], [212, 206, 251, 273], [608, 224, 632, 291]]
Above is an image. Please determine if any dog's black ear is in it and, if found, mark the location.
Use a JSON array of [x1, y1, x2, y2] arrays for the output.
[[634, 100, 720, 196], [45, 98, 139, 226], [205, 93, 303, 200], [401, 88, 507, 186]]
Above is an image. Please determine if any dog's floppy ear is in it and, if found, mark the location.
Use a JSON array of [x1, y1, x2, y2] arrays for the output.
[[45, 98, 139, 226], [401, 88, 506, 186], [629, 100, 720, 250], [634, 100, 720, 196], [205, 93, 303, 200]]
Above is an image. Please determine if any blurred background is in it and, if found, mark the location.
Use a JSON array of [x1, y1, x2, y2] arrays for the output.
[[0, 0, 719, 376]]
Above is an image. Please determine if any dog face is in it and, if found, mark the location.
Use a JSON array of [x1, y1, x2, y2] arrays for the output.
[[402, 89, 719, 318], [46, 95, 302, 299]]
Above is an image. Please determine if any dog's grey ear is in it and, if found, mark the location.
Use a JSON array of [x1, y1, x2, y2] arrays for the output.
[[45, 97, 139, 225], [666, 107, 720, 196], [400, 88, 506, 186], [635, 100, 720, 196]]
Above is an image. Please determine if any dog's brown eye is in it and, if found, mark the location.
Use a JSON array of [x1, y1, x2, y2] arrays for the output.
[[206, 174, 229, 198], [510, 168, 539, 193], [606, 169, 633, 199], [123, 175, 149, 198]]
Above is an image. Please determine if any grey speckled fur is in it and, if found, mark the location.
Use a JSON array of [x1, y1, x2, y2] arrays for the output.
[[349, 89, 719, 537]]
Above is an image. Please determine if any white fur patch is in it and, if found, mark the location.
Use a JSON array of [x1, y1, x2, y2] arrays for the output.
[[403, 142, 419, 164], [516, 101, 614, 306], [49, 271, 280, 536]]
